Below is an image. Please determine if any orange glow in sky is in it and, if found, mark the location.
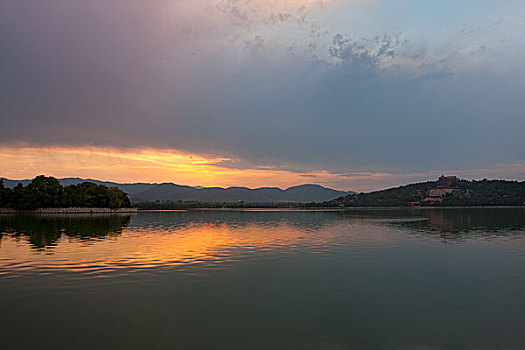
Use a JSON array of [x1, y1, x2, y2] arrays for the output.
[[0, 145, 354, 189], [2, 146, 523, 192]]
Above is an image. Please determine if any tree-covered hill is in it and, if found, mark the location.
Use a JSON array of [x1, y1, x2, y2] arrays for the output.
[[330, 179, 525, 207], [0, 176, 131, 210]]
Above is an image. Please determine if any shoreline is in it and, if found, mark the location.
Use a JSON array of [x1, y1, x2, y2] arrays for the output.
[[341, 205, 525, 210], [137, 206, 525, 212], [1, 206, 523, 215], [0, 207, 138, 214]]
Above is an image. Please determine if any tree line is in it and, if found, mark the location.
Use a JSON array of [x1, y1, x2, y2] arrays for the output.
[[0, 176, 132, 210]]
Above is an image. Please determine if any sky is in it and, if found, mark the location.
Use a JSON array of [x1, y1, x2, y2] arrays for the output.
[[1, 0, 524, 192]]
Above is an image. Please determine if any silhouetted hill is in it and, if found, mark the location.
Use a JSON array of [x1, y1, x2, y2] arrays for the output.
[[132, 183, 350, 203], [2, 178, 352, 203], [329, 178, 525, 207]]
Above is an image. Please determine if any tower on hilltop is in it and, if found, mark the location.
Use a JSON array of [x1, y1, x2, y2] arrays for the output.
[[437, 175, 457, 189]]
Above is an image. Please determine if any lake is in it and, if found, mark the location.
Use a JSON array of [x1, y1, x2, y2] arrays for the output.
[[1, 208, 524, 349]]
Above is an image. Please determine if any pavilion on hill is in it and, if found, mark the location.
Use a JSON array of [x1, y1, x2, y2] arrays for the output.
[[437, 175, 457, 189]]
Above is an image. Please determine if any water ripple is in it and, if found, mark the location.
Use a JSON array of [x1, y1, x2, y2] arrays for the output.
[[1, 210, 525, 279]]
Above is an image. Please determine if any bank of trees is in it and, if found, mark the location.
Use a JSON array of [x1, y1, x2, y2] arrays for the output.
[[0, 176, 131, 210]]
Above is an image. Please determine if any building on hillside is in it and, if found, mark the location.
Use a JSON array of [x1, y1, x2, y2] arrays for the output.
[[422, 175, 464, 203], [424, 188, 464, 203], [437, 175, 457, 189]]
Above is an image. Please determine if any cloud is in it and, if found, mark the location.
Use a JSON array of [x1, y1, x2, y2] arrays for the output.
[[329, 33, 405, 68], [1, 0, 524, 187]]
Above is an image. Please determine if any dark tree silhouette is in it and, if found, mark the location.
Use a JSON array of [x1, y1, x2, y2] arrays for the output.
[[2, 176, 132, 210]]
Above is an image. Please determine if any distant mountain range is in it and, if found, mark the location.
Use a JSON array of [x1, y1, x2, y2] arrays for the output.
[[1, 177, 354, 203]]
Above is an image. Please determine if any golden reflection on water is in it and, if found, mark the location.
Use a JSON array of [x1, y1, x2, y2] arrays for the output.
[[0, 215, 398, 276], [2, 209, 525, 277]]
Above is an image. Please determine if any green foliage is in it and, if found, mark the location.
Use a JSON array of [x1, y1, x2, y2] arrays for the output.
[[2, 175, 132, 210], [329, 179, 525, 207], [27, 175, 64, 208], [64, 182, 131, 209], [443, 179, 525, 206], [0, 179, 8, 207]]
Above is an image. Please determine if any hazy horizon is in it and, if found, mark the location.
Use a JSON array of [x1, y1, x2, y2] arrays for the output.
[[2, 172, 522, 194]]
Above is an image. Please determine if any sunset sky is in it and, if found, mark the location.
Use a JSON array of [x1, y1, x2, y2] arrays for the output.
[[1, 0, 524, 192]]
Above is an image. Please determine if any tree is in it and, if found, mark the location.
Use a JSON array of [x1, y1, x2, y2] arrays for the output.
[[5, 176, 132, 210], [12, 183, 38, 210], [27, 175, 64, 208], [0, 179, 8, 207], [63, 182, 131, 208], [107, 187, 131, 209]]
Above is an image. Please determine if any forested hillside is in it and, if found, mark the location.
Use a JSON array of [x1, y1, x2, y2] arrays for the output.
[[330, 179, 525, 207]]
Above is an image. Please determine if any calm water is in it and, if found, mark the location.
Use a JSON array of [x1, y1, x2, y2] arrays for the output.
[[1, 208, 525, 349]]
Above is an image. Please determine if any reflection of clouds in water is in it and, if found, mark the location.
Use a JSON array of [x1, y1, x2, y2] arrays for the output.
[[1, 209, 524, 277], [0, 210, 397, 277]]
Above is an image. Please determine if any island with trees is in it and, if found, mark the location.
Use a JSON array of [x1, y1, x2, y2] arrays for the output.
[[0, 175, 135, 213]]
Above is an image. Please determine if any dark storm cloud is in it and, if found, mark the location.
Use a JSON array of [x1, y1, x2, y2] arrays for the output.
[[1, 0, 525, 176]]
